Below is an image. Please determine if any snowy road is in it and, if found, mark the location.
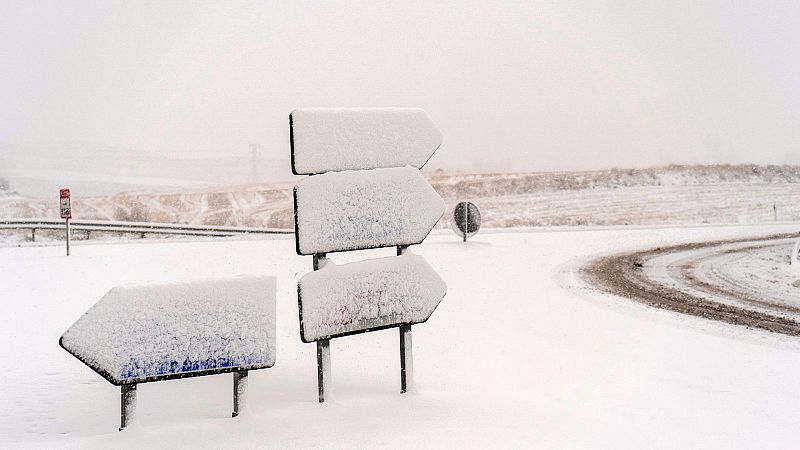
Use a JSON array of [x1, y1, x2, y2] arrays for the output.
[[584, 233, 800, 335], [2, 225, 800, 448]]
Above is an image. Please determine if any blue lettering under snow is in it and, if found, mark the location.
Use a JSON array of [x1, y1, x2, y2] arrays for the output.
[[120, 355, 263, 380]]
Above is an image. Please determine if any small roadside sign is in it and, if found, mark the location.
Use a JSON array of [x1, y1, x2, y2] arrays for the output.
[[451, 201, 481, 242], [60, 188, 72, 256], [60, 189, 71, 219]]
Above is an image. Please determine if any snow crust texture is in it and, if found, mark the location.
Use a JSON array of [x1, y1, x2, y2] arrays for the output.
[[294, 166, 445, 254], [290, 108, 442, 174], [60, 276, 277, 384], [298, 252, 446, 342]]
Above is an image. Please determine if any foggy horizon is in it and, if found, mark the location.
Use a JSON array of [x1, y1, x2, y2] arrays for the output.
[[3, 1, 800, 173]]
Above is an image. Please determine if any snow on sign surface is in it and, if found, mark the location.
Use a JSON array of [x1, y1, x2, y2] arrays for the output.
[[290, 108, 442, 174], [60, 276, 277, 385], [294, 166, 445, 254], [298, 252, 446, 342]]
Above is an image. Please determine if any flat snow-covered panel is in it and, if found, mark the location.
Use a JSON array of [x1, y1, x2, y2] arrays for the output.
[[290, 108, 442, 174], [60, 276, 277, 385], [294, 166, 445, 254], [298, 252, 446, 342]]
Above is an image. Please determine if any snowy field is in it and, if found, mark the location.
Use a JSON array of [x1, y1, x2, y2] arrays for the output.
[[3, 224, 800, 448], [5, 165, 800, 230]]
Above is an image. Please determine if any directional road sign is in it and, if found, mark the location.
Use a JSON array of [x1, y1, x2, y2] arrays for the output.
[[290, 106, 446, 400], [293, 166, 445, 255], [290, 108, 443, 174], [298, 252, 446, 342], [60, 277, 277, 385]]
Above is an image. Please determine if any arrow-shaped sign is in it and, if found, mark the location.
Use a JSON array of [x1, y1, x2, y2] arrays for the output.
[[290, 106, 446, 400], [290, 108, 443, 175], [60, 277, 277, 385], [293, 166, 445, 255], [298, 252, 446, 342]]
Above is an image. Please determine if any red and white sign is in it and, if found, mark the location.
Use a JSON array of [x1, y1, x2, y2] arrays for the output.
[[59, 189, 71, 219]]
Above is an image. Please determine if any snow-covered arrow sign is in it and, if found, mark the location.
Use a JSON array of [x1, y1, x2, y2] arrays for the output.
[[290, 107, 446, 401], [293, 166, 445, 255], [290, 107, 443, 174], [298, 252, 446, 342], [60, 276, 276, 429]]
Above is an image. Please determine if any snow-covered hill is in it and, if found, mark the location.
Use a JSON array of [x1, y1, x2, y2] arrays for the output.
[[3, 165, 800, 229]]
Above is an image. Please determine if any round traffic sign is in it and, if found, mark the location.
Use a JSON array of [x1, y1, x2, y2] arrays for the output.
[[451, 201, 480, 240]]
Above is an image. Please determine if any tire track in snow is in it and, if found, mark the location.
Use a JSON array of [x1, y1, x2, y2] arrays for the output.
[[581, 232, 800, 336]]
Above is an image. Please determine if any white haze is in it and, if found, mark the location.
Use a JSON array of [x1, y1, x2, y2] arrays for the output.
[[2, 0, 799, 173]]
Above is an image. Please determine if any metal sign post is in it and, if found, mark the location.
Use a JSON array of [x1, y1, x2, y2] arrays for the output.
[[463, 201, 468, 242], [232, 370, 249, 417], [120, 384, 137, 430], [397, 245, 414, 393], [290, 108, 447, 401], [59, 189, 71, 256]]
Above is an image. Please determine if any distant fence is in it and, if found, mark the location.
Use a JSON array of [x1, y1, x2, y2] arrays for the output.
[[0, 218, 293, 239]]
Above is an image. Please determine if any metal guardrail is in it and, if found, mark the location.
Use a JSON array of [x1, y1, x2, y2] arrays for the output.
[[0, 218, 293, 239]]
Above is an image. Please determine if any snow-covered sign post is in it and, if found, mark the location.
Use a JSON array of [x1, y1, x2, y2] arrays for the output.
[[290, 108, 447, 402], [791, 238, 800, 270], [60, 277, 277, 430]]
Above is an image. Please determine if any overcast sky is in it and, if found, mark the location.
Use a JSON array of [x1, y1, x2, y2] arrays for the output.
[[2, 1, 799, 172]]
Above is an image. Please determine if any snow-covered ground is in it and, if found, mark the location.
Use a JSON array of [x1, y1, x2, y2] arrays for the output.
[[3, 224, 800, 448]]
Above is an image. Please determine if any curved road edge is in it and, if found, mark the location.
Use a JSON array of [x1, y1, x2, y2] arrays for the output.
[[580, 232, 800, 337]]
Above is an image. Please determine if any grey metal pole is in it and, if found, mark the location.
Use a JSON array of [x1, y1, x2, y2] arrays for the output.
[[313, 253, 326, 271], [400, 325, 413, 393], [31, 228, 35, 242], [232, 370, 248, 417], [317, 339, 330, 402], [313, 252, 330, 403], [396, 245, 413, 393], [65, 218, 70, 256], [120, 384, 137, 430], [463, 201, 468, 242]]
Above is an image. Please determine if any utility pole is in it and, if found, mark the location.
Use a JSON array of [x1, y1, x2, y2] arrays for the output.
[[249, 144, 261, 184]]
